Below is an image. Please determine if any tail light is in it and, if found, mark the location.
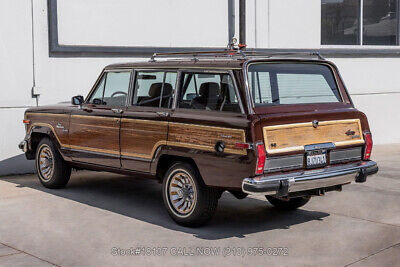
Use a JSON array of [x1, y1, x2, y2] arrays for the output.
[[23, 119, 30, 124], [256, 143, 266, 175], [363, 132, 373, 160]]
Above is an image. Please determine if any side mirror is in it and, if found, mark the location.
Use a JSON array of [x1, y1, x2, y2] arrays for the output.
[[71, 95, 84, 106]]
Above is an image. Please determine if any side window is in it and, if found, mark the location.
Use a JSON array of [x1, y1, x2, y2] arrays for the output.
[[133, 71, 177, 108], [182, 76, 198, 101], [88, 71, 131, 106], [178, 73, 241, 113], [102, 72, 131, 106]]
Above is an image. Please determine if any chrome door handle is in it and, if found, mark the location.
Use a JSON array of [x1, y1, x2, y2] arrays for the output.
[[156, 111, 169, 117], [111, 109, 123, 114]]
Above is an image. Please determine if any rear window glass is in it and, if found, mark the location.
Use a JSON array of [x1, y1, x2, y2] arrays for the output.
[[247, 63, 341, 105]]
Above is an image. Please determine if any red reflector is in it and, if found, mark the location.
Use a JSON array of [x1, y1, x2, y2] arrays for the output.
[[235, 142, 250, 149], [23, 120, 30, 124], [364, 132, 373, 160], [256, 143, 266, 175]]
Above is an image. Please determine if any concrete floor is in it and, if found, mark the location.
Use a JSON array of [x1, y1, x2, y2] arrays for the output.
[[0, 144, 399, 267]]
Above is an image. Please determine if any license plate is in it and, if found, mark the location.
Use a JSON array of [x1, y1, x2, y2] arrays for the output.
[[306, 151, 327, 169]]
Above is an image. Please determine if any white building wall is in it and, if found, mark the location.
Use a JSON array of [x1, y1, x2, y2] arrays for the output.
[[0, 0, 398, 175], [330, 58, 400, 144], [0, 0, 36, 174], [268, 0, 321, 49]]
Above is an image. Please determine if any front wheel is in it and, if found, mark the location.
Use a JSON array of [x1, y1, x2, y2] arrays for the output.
[[35, 137, 71, 189], [266, 195, 311, 210], [162, 162, 219, 227]]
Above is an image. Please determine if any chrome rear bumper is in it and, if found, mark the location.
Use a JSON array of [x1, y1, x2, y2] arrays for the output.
[[242, 161, 378, 196]]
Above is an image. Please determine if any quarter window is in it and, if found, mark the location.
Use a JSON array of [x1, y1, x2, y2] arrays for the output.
[[178, 73, 241, 113], [321, 0, 399, 46]]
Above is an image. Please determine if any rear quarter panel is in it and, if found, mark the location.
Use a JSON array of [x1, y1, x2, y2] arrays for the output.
[[164, 109, 256, 189]]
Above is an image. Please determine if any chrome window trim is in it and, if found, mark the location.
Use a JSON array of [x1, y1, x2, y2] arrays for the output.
[[171, 71, 181, 110]]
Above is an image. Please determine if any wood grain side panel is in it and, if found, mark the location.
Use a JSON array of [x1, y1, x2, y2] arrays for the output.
[[168, 122, 246, 155], [120, 119, 168, 159], [26, 113, 70, 147], [69, 115, 120, 155], [263, 119, 364, 154]]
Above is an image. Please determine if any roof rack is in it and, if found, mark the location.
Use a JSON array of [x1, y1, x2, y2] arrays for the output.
[[149, 50, 325, 62]]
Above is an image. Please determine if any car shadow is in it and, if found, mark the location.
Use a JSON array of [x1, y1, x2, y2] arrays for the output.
[[3, 171, 329, 240], [0, 153, 35, 176]]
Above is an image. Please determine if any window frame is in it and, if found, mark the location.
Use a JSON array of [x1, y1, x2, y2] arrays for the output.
[[321, 0, 400, 47], [85, 68, 134, 107], [174, 69, 245, 114]]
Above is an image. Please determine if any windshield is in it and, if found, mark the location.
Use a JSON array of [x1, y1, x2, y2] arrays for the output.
[[247, 63, 342, 106]]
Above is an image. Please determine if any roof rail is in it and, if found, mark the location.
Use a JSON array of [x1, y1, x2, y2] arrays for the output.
[[149, 50, 244, 62], [148, 50, 325, 62], [237, 50, 325, 60]]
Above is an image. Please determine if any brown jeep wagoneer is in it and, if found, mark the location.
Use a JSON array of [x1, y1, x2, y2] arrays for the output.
[[19, 51, 378, 226]]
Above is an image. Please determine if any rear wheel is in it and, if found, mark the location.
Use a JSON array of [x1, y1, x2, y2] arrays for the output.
[[162, 162, 219, 227], [266, 195, 311, 210], [35, 137, 71, 189]]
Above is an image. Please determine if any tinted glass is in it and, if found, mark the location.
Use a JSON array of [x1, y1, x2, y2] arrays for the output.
[[363, 0, 398, 45], [133, 71, 176, 108], [178, 73, 240, 113], [321, 0, 361, 45], [247, 63, 341, 106]]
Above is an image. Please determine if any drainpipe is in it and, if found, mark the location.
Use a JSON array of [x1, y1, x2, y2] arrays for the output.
[[239, 0, 247, 50], [31, 0, 39, 106]]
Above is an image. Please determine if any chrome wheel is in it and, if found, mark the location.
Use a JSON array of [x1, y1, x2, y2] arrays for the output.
[[162, 162, 219, 226], [38, 145, 54, 181], [167, 170, 197, 217]]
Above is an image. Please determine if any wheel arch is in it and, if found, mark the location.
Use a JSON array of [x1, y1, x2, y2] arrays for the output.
[[154, 153, 201, 184], [28, 125, 64, 158]]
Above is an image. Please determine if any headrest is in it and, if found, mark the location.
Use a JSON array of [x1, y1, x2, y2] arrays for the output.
[[199, 82, 219, 98], [148, 83, 173, 98], [220, 83, 231, 101], [162, 83, 173, 96]]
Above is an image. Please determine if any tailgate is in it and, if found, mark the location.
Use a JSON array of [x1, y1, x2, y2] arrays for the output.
[[263, 119, 364, 155]]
